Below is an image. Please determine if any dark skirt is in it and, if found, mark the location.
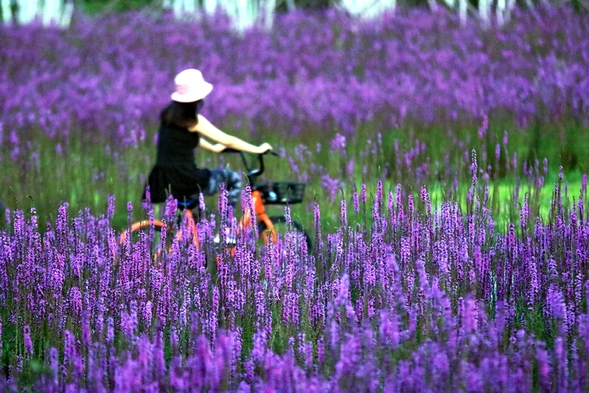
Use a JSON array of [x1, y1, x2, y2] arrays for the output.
[[143, 163, 211, 203]]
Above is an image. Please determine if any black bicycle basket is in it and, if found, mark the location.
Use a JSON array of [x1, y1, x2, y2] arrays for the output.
[[258, 182, 306, 205]]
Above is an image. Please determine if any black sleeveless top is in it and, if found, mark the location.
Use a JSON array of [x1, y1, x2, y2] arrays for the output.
[[144, 124, 211, 203]]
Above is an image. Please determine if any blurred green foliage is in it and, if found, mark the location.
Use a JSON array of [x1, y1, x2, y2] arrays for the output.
[[79, 0, 159, 13]]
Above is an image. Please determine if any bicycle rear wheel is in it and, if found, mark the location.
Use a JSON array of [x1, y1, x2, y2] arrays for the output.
[[120, 220, 171, 261]]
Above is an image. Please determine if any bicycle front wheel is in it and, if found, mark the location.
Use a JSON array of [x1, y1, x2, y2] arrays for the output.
[[257, 215, 311, 252]]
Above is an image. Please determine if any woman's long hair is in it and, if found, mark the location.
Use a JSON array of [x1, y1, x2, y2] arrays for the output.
[[160, 100, 204, 129]]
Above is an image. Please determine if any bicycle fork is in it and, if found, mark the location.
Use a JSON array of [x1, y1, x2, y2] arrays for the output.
[[239, 189, 276, 243]]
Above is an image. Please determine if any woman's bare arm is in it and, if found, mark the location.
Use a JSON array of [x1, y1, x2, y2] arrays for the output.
[[190, 114, 272, 154], [198, 137, 225, 153]]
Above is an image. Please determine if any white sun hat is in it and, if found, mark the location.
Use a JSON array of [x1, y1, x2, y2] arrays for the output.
[[171, 69, 213, 103]]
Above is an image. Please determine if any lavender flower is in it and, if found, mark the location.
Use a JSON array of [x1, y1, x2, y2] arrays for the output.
[[23, 325, 33, 358]]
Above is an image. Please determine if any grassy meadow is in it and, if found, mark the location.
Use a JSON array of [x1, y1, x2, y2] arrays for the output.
[[2, 116, 589, 233]]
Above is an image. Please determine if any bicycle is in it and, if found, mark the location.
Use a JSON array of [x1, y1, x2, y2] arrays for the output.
[[119, 149, 311, 261]]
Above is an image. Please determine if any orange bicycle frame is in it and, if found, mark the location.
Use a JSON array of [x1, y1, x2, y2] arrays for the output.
[[119, 210, 199, 250], [241, 189, 276, 244]]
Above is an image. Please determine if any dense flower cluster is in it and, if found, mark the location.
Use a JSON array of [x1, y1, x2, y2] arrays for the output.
[[1, 177, 588, 391]]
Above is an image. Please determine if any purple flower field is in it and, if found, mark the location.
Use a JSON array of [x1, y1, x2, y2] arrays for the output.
[[1, 5, 589, 391], [1, 175, 589, 391], [1, 5, 588, 143]]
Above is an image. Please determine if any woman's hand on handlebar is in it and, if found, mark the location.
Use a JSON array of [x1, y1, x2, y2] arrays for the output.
[[257, 142, 273, 154]]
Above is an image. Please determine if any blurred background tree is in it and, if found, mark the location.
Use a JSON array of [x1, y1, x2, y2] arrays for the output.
[[0, 0, 586, 28], [75, 0, 586, 13], [80, 0, 335, 13]]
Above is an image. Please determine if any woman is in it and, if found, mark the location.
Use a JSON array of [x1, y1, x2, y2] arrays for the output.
[[144, 68, 272, 208]]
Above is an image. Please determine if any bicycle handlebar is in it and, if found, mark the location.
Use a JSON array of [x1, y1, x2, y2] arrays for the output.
[[219, 148, 277, 183]]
